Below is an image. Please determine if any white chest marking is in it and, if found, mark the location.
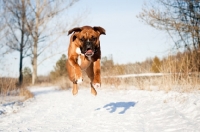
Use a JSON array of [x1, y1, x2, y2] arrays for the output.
[[76, 47, 85, 66], [76, 47, 81, 54], [77, 55, 81, 66]]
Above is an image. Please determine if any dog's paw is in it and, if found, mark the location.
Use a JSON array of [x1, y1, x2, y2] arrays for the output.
[[93, 83, 101, 89], [75, 78, 83, 84]]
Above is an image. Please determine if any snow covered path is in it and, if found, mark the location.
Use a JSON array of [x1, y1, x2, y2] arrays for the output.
[[0, 87, 200, 131]]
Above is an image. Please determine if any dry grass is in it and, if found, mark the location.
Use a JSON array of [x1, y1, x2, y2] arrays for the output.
[[0, 77, 17, 95], [100, 52, 200, 93], [50, 76, 71, 90], [101, 74, 200, 92], [19, 87, 34, 100], [102, 76, 151, 90], [158, 73, 200, 92], [159, 52, 200, 92], [0, 77, 34, 100]]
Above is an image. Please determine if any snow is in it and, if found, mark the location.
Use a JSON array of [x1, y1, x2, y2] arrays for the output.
[[104, 73, 165, 78], [0, 86, 200, 131]]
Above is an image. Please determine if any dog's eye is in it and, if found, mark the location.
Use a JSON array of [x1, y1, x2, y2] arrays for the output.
[[80, 38, 85, 42], [91, 37, 97, 41]]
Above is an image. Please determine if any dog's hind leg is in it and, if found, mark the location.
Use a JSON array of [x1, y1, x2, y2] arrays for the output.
[[92, 58, 101, 88], [86, 63, 97, 95], [90, 82, 97, 96], [72, 82, 78, 95]]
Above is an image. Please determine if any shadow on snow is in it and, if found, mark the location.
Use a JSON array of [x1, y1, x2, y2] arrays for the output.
[[31, 89, 58, 96], [96, 101, 136, 114]]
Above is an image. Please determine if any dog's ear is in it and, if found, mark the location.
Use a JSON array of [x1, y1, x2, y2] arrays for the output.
[[93, 26, 106, 35], [72, 34, 77, 41], [68, 27, 82, 35]]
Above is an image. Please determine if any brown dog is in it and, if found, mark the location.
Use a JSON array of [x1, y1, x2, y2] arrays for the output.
[[66, 26, 106, 95]]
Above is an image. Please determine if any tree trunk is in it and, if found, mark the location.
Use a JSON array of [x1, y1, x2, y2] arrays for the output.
[[31, 0, 39, 85], [32, 40, 38, 85], [19, 48, 23, 86], [19, 0, 25, 87]]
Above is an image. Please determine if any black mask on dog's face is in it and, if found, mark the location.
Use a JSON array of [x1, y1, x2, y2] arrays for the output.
[[79, 37, 97, 57]]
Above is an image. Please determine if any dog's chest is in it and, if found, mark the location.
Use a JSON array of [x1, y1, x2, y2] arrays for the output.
[[77, 54, 91, 70]]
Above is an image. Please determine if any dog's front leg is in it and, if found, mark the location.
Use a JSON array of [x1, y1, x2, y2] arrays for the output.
[[67, 55, 83, 83], [92, 58, 101, 89], [67, 55, 83, 95]]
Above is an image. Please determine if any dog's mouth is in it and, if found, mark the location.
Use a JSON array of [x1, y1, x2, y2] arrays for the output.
[[85, 48, 94, 57]]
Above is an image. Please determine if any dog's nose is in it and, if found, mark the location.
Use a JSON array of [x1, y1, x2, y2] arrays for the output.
[[86, 42, 92, 48]]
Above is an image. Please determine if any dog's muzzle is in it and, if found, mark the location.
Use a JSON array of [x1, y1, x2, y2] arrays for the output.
[[82, 41, 95, 57]]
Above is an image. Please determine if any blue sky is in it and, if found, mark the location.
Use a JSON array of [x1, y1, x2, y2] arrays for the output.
[[1, 0, 174, 77], [71, 0, 172, 64]]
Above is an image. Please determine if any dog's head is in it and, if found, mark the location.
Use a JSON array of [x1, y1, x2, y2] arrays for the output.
[[68, 26, 106, 57]]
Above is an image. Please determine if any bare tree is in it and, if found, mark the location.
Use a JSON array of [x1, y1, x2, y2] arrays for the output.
[[2, 0, 32, 86], [138, 0, 200, 52], [25, 0, 79, 84], [138, 0, 200, 72]]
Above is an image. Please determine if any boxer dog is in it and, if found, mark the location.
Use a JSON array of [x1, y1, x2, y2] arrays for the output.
[[66, 26, 106, 95]]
